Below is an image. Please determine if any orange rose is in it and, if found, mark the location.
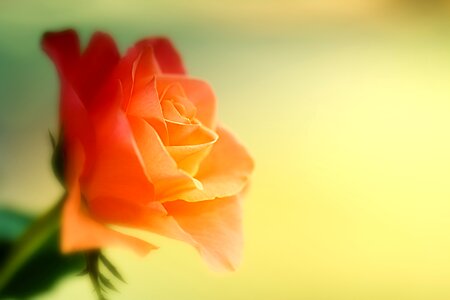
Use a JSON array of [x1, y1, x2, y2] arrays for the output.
[[42, 30, 253, 271]]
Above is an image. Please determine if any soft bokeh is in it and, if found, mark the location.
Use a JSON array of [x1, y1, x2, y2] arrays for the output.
[[2, 1, 450, 299]]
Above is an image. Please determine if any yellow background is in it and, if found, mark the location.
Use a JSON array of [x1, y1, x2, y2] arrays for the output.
[[2, 1, 450, 299]]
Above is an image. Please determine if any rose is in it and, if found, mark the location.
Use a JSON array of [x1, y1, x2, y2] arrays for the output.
[[42, 30, 253, 271]]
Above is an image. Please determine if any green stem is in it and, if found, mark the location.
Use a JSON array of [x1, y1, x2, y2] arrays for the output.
[[0, 195, 65, 292]]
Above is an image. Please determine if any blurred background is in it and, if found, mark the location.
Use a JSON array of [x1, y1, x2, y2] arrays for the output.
[[2, 0, 450, 299]]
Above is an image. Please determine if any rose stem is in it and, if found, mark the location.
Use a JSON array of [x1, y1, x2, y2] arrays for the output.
[[0, 194, 65, 292]]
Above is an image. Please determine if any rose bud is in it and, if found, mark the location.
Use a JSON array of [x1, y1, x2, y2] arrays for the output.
[[42, 30, 253, 271]]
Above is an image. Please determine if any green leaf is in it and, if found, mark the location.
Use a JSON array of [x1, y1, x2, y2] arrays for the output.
[[0, 208, 84, 298], [0, 209, 30, 241]]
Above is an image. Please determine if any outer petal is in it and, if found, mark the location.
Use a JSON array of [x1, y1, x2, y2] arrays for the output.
[[132, 47, 161, 84], [41, 29, 80, 79], [164, 195, 244, 271], [42, 32, 95, 179], [73, 32, 120, 106], [62, 142, 156, 256], [43, 30, 120, 107], [59, 81, 96, 179], [135, 38, 186, 75], [42, 30, 83, 143], [82, 83, 155, 205], [117, 44, 160, 103], [176, 126, 254, 202], [116, 46, 168, 142], [87, 196, 196, 247], [156, 76, 217, 129], [89, 190, 244, 271]]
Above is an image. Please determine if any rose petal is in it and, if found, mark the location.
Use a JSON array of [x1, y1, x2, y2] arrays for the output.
[[111, 46, 139, 108], [166, 144, 213, 177], [176, 126, 254, 202], [59, 80, 97, 179], [87, 196, 196, 247], [62, 182, 157, 256], [133, 47, 161, 84], [42, 30, 88, 152], [42, 34, 97, 180], [88, 190, 244, 271], [164, 195, 243, 271], [165, 130, 216, 177], [135, 38, 186, 75], [156, 76, 217, 128], [74, 32, 120, 106], [62, 142, 156, 256], [166, 120, 217, 147], [116, 46, 168, 142], [164, 120, 218, 177], [42, 30, 120, 107], [128, 116, 200, 200], [41, 29, 80, 79], [118, 44, 160, 102], [82, 84, 155, 205], [127, 78, 168, 142], [161, 100, 190, 124], [159, 82, 197, 119]]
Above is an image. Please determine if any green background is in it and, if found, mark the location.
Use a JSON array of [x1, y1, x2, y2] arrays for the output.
[[2, 1, 450, 299]]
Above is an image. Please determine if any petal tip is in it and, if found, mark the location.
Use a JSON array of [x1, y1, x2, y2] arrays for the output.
[[41, 29, 78, 51]]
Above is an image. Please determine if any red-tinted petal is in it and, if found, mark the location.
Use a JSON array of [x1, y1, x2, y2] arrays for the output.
[[74, 32, 120, 107], [118, 44, 160, 103], [82, 83, 155, 205], [59, 79, 96, 180], [41, 29, 80, 79], [135, 38, 186, 75], [62, 142, 156, 256]]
